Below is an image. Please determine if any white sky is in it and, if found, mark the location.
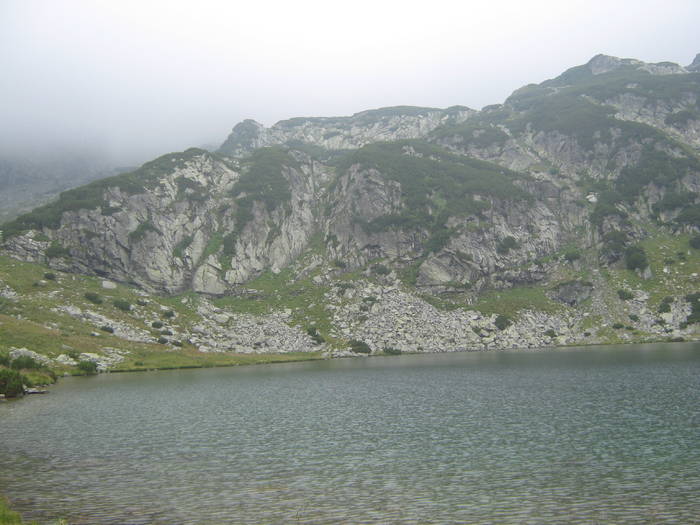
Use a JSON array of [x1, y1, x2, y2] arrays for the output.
[[1, 0, 699, 163]]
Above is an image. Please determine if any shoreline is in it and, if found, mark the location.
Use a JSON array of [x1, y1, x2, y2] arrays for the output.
[[4, 336, 697, 402]]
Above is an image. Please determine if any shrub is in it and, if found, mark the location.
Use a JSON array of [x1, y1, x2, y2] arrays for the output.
[[612, 323, 624, 329], [564, 250, 581, 263], [690, 235, 700, 250], [43, 272, 56, 280], [383, 347, 402, 355], [333, 259, 347, 269], [371, 264, 391, 276], [544, 329, 557, 338], [163, 310, 176, 319], [172, 340, 183, 347], [349, 339, 371, 354], [136, 299, 149, 306], [629, 314, 640, 322], [100, 325, 114, 333], [84, 292, 103, 304], [658, 302, 671, 313], [45, 241, 70, 259], [0, 368, 25, 397], [624, 246, 648, 271], [670, 336, 685, 342], [306, 326, 325, 345], [112, 299, 131, 312], [157, 337, 168, 344], [495, 314, 512, 330], [496, 236, 518, 255], [10, 355, 42, 370], [0, 352, 9, 367], [160, 329, 173, 336], [151, 321, 164, 329], [617, 289, 634, 301], [77, 360, 97, 374]]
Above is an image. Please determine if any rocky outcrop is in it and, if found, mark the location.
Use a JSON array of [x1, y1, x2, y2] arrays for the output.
[[218, 106, 475, 156]]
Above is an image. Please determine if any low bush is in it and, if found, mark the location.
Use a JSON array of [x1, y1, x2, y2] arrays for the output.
[[371, 264, 391, 276], [306, 326, 325, 345], [0, 368, 25, 397], [496, 236, 518, 255], [84, 292, 103, 305], [629, 314, 640, 322], [658, 302, 671, 313], [43, 272, 56, 280], [383, 347, 402, 355], [10, 355, 42, 370], [690, 235, 700, 249], [157, 337, 168, 344], [163, 310, 176, 319], [77, 360, 97, 374], [495, 314, 512, 330], [151, 321, 164, 329], [100, 325, 114, 333], [617, 289, 634, 301], [612, 323, 624, 329], [112, 299, 132, 312], [625, 246, 648, 271], [349, 339, 371, 354], [564, 250, 581, 263], [544, 329, 557, 338]]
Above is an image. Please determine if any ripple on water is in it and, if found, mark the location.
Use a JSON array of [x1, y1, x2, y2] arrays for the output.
[[1, 343, 700, 524]]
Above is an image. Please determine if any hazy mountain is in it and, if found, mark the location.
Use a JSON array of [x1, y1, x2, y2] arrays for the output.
[[2, 53, 699, 355]]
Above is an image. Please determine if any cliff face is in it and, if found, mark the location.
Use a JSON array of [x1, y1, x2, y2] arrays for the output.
[[2, 54, 700, 356]]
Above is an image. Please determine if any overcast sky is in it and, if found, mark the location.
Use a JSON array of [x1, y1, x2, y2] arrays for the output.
[[1, 0, 699, 164]]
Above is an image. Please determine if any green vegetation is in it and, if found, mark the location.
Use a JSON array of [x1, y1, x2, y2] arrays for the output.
[[128, 221, 160, 243], [306, 326, 325, 345], [495, 314, 512, 330], [0, 368, 24, 397], [1, 148, 208, 238], [340, 140, 529, 253], [617, 289, 634, 301], [349, 339, 371, 354], [0, 495, 24, 525], [625, 245, 649, 271], [77, 360, 98, 375], [84, 292, 103, 304], [45, 241, 70, 259], [232, 147, 295, 233], [496, 236, 518, 255], [383, 347, 402, 355], [564, 249, 581, 263], [112, 299, 131, 312]]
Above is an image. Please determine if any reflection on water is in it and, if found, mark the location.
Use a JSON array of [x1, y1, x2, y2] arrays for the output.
[[2, 343, 700, 524]]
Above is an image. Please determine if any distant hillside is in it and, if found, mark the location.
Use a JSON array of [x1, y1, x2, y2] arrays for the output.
[[2, 53, 700, 368]]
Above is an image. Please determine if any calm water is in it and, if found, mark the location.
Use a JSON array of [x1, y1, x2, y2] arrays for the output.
[[1, 343, 700, 524]]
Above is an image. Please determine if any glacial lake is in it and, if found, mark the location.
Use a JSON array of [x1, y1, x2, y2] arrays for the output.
[[1, 343, 700, 524]]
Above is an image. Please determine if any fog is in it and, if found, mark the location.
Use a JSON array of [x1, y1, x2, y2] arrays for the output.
[[1, 0, 699, 164]]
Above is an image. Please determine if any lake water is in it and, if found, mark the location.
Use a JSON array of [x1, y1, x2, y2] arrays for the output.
[[1, 343, 700, 524]]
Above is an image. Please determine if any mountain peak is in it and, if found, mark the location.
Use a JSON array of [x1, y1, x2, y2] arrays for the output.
[[688, 53, 700, 72]]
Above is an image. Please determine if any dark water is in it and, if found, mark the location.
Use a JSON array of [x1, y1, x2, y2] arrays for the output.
[[1, 343, 700, 524]]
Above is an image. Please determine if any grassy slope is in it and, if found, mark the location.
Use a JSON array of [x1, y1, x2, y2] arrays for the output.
[[0, 255, 323, 375]]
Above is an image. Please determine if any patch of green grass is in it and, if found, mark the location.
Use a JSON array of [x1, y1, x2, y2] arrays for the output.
[[473, 285, 561, 317], [0, 495, 23, 525]]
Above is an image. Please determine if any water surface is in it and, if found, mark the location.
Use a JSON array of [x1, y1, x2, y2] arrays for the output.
[[2, 343, 700, 523]]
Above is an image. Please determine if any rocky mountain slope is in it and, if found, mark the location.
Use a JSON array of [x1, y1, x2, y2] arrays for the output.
[[2, 53, 700, 372]]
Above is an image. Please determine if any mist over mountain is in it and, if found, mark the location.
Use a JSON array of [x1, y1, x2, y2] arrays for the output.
[[2, 53, 700, 356]]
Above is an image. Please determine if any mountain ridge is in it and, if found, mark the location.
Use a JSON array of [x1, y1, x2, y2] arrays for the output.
[[2, 53, 700, 366]]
